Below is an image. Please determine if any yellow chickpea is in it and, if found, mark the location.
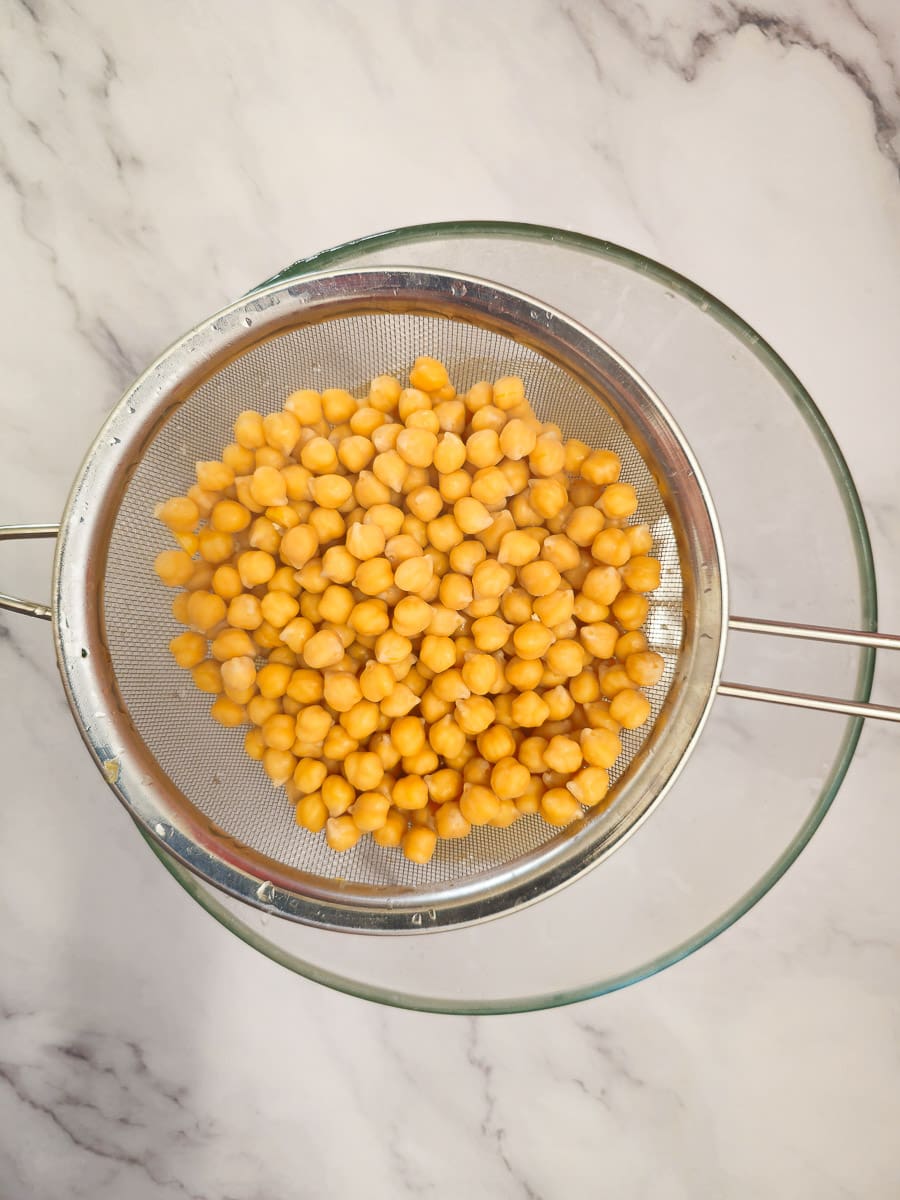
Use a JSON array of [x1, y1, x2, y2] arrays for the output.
[[324, 814, 361, 852], [471, 560, 514, 600], [621, 556, 661, 594], [476, 724, 517, 763], [511, 690, 551, 728], [543, 735, 582, 774], [320, 774, 354, 817], [530, 479, 568, 520], [233, 410, 266, 450], [392, 595, 432, 637], [433, 801, 470, 840], [532, 589, 575, 629], [529, 434, 566, 477], [349, 599, 390, 637], [263, 748, 297, 787], [599, 482, 637, 520], [518, 561, 561, 598], [211, 627, 256, 661], [156, 496, 201, 533], [392, 775, 429, 811], [169, 630, 207, 669], [255, 662, 291, 700], [497, 530, 541, 567], [466, 428, 502, 469], [294, 792, 328, 833], [581, 449, 621, 485], [460, 784, 500, 826], [439, 573, 474, 612], [504, 656, 543, 692], [432, 431, 467, 474], [490, 757, 530, 800], [564, 506, 605, 548], [611, 591, 649, 631], [511, 622, 555, 661], [340, 700, 380, 741], [579, 621, 618, 660], [302, 629, 345, 669], [567, 766, 610, 808], [609, 688, 652, 729], [185, 590, 226, 633], [543, 685, 576, 722], [154, 549, 194, 588], [581, 566, 622, 606], [498, 417, 537, 461], [400, 825, 436, 863], [624, 650, 665, 687], [345, 522, 386, 562], [320, 545, 358, 585], [419, 634, 457, 674], [540, 787, 581, 826], [470, 615, 512, 653], [469, 467, 510, 507]]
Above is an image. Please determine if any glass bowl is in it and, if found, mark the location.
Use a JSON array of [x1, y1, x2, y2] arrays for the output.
[[143, 222, 876, 1013]]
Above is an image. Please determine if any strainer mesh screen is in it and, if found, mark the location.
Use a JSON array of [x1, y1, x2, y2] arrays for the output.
[[104, 315, 682, 889]]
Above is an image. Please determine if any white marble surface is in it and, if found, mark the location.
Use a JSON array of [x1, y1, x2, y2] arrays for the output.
[[2, 1, 900, 1196]]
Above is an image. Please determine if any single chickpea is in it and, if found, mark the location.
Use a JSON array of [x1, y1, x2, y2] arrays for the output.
[[157, 496, 201, 533], [570, 670, 601, 705], [532, 589, 575, 629], [530, 479, 568, 519], [529, 434, 566, 477], [295, 793, 328, 833], [340, 699, 380, 741], [511, 622, 555, 661], [154, 549, 194, 587], [234, 410, 266, 450], [502, 657, 541, 692], [430, 432, 465, 475], [263, 748, 297, 787], [511, 690, 551, 728], [573, 594, 610, 625], [435, 801, 471, 840], [461, 653, 500, 696], [401, 825, 437, 864], [370, 807, 407, 848], [621, 555, 661, 593], [211, 628, 256, 661], [611, 591, 649, 630], [324, 815, 362, 852], [396, 427, 437, 468], [460, 784, 500, 826], [438, 470, 472, 504], [469, 467, 511, 507], [466, 428, 502, 469], [581, 449, 621, 485], [543, 735, 583, 774], [566, 506, 606, 547], [579, 621, 618, 660], [581, 565, 622, 606], [498, 417, 537, 461], [609, 688, 652, 730], [497, 531, 541, 567], [501, 588, 533, 625], [471, 560, 514, 599], [599, 665, 633, 698], [471, 615, 513, 653], [169, 631, 207, 669], [321, 388, 357, 423], [490, 757, 530, 800], [518, 561, 561, 598], [210, 565, 244, 603], [454, 695, 496, 735], [319, 545, 358, 585], [624, 650, 665, 688], [387, 595, 429, 637], [476, 724, 517, 763], [392, 775, 429, 811], [580, 727, 622, 769], [185, 591, 226, 634], [599, 481, 638, 519], [302, 629, 345, 669], [541, 787, 581, 826], [567, 766, 610, 808]]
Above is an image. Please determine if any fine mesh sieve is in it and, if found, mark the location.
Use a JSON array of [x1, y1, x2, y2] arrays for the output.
[[5, 266, 894, 935]]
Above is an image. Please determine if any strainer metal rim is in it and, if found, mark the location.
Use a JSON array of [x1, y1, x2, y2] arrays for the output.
[[52, 267, 727, 932]]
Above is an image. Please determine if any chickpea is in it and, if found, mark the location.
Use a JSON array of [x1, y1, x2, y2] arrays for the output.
[[612, 591, 649, 631], [582, 566, 622, 606], [543, 735, 582, 774], [621, 555, 661, 593], [302, 629, 345, 669], [580, 449, 621, 486], [457, 784, 498, 826], [471, 560, 514, 599], [511, 622, 555, 661], [392, 775, 429, 811], [490, 757, 530, 800], [476, 724, 517, 763], [609, 688, 652, 729], [466, 428, 502, 469], [504, 656, 544, 691], [439, 573, 474, 612], [529, 434, 565, 477], [498, 417, 537, 460], [435, 801, 471, 840], [392, 595, 433, 637], [497, 530, 541, 567], [540, 787, 581, 826], [511, 690, 550, 728]]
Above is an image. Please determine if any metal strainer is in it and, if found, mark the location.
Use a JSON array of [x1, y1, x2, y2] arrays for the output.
[[3, 268, 897, 933]]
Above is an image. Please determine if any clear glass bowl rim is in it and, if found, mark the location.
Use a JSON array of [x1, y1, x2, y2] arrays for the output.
[[141, 220, 878, 1014]]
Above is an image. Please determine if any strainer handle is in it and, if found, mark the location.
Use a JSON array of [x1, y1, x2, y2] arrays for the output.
[[720, 615, 900, 723], [0, 524, 58, 621]]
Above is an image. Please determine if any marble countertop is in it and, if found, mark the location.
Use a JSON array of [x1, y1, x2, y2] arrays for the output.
[[2, 2, 899, 1196]]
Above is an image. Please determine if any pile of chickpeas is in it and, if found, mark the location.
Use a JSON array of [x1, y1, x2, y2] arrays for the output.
[[154, 358, 663, 865]]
